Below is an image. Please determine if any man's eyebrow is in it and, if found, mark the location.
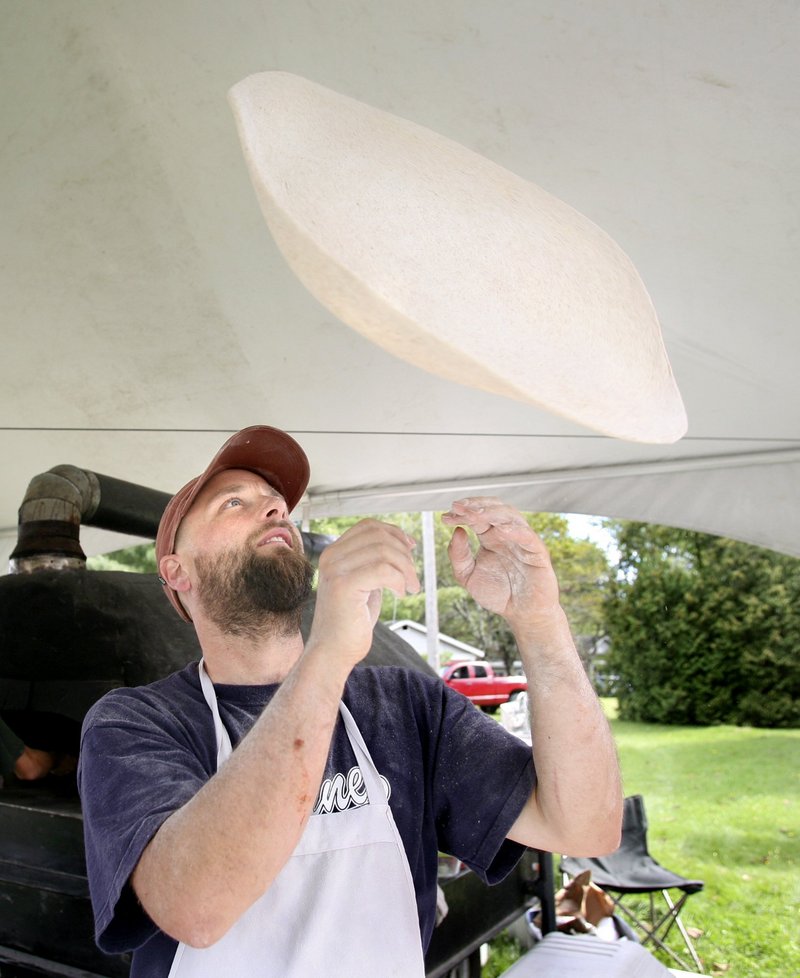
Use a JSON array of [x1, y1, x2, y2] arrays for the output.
[[204, 480, 281, 506], [204, 483, 250, 505]]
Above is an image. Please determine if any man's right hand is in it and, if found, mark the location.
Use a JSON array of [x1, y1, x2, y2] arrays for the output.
[[307, 519, 420, 671]]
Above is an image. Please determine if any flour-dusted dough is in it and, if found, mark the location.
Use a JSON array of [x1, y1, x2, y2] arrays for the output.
[[229, 71, 687, 444]]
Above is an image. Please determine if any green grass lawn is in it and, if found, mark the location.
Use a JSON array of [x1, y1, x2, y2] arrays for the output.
[[608, 711, 799, 977], [483, 704, 799, 978]]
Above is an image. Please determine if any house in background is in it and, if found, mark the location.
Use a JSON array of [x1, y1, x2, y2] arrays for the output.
[[575, 634, 614, 694], [388, 620, 485, 667]]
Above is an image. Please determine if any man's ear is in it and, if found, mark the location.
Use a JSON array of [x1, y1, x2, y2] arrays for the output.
[[159, 554, 191, 594]]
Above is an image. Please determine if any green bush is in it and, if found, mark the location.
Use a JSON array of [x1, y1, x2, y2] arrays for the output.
[[605, 524, 800, 728]]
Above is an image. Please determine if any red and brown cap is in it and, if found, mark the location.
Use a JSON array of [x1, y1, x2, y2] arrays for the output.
[[156, 425, 310, 621]]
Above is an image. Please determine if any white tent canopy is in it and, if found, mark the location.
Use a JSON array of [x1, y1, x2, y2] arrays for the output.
[[2, 1, 798, 565]]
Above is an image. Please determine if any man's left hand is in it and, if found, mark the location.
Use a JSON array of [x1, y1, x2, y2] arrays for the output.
[[442, 497, 561, 629]]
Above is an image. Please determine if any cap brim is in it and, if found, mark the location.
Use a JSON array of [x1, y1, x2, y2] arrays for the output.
[[198, 425, 310, 514]]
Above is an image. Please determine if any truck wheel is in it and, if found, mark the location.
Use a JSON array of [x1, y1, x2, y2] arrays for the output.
[[508, 690, 522, 701], [443, 948, 482, 977]]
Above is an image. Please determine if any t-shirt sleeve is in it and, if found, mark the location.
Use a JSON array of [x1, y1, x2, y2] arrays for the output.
[[429, 680, 536, 884], [78, 685, 213, 954]]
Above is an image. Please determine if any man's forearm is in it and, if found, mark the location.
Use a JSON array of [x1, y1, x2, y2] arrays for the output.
[[507, 608, 623, 856], [132, 644, 348, 948]]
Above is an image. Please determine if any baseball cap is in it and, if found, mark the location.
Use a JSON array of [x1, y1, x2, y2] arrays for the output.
[[156, 425, 310, 621]]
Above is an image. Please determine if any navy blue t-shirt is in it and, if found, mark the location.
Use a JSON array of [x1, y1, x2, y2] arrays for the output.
[[78, 663, 535, 976]]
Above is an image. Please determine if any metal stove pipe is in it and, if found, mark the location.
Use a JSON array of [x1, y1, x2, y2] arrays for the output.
[[8, 467, 170, 573]]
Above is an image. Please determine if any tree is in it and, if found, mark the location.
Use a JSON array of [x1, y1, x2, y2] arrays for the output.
[[87, 542, 157, 574], [604, 522, 800, 728]]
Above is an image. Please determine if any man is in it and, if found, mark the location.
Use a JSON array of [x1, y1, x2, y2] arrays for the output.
[[79, 425, 621, 977]]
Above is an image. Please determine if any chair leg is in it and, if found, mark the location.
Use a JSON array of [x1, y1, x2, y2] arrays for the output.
[[661, 890, 704, 972], [611, 892, 703, 973]]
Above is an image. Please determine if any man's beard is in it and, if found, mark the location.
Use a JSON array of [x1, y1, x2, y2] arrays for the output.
[[194, 542, 314, 641]]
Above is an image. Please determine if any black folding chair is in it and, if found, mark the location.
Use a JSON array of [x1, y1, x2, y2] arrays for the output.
[[561, 794, 705, 972]]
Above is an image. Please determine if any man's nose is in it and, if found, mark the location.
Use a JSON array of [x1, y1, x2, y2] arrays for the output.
[[262, 496, 289, 521]]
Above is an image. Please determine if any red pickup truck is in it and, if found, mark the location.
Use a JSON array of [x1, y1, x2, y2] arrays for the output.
[[441, 661, 528, 710]]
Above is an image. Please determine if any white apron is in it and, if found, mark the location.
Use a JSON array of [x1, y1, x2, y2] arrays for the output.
[[166, 661, 426, 978]]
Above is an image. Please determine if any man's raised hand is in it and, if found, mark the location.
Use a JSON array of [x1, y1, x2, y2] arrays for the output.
[[441, 498, 561, 629], [309, 519, 420, 670]]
